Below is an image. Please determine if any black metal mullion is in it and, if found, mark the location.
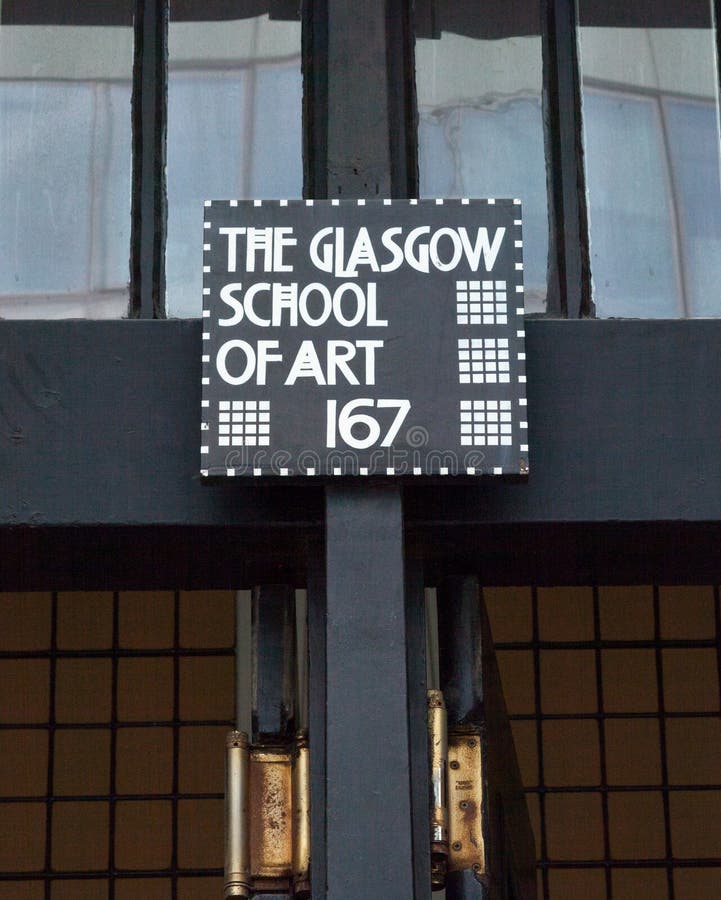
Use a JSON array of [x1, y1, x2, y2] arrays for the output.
[[130, 0, 168, 318], [43, 592, 58, 900], [541, 0, 591, 318], [592, 587, 612, 899], [171, 590, 180, 900], [108, 592, 120, 899], [653, 586, 675, 900]]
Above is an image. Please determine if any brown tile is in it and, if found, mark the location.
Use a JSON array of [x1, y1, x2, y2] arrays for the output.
[[119, 591, 174, 649], [55, 659, 111, 723], [674, 867, 721, 900], [116, 727, 173, 795], [659, 585, 715, 639], [0, 802, 45, 871], [663, 649, 719, 712], [117, 658, 173, 722], [540, 650, 597, 714], [179, 725, 228, 794], [608, 791, 666, 859], [54, 729, 110, 796], [545, 792, 605, 860], [537, 586, 594, 641], [178, 799, 224, 869], [52, 882, 108, 900], [57, 592, 113, 650], [0, 729, 48, 796], [548, 868, 606, 899], [179, 591, 235, 649], [605, 718, 662, 786], [52, 801, 109, 871], [612, 867, 668, 900], [0, 883, 43, 900], [0, 592, 51, 650], [509, 720, 538, 789], [0, 660, 49, 724], [482, 586, 532, 643], [179, 657, 234, 721], [602, 649, 657, 713], [115, 801, 172, 870], [495, 650, 535, 715], [669, 791, 721, 858], [178, 877, 223, 900], [666, 717, 721, 785], [543, 719, 600, 787], [598, 585, 654, 640], [116, 880, 171, 900]]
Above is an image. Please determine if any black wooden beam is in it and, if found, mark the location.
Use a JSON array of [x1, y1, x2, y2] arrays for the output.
[[324, 486, 416, 898], [3, 320, 721, 528]]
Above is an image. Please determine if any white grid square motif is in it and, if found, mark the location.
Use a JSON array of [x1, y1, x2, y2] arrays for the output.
[[456, 279, 508, 326], [459, 400, 513, 447], [218, 400, 270, 447], [457, 338, 511, 384]]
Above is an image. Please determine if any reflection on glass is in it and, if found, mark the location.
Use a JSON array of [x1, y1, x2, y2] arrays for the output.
[[415, 3, 548, 311], [579, 2, 721, 316], [166, 7, 303, 317], [0, 4, 133, 318]]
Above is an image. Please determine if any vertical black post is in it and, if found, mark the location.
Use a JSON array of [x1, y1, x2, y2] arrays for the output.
[[307, 544, 328, 899], [251, 584, 297, 900], [131, 0, 167, 318], [306, 2, 429, 896], [324, 485, 416, 898], [251, 585, 296, 741], [541, 0, 590, 318], [437, 576, 537, 900]]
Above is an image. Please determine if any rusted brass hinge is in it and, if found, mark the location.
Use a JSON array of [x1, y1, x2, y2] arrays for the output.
[[428, 691, 486, 891], [225, 730, 310, 899]]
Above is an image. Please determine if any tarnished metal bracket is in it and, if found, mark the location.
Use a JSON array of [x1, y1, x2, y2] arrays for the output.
[[447, 725, 485, 877], [428, 691, 486, 891], [225, 730, 310, 899]]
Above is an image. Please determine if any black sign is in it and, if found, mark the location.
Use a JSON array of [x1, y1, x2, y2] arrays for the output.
[[200, 199, 528, 478]]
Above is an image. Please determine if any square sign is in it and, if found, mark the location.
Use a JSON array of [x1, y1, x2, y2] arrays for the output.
[[200, 199, 528, 478]]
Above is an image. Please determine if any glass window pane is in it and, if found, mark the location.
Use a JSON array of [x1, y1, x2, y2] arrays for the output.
[[579, 1, 721, 317], [415, 3, 549, 312], [0, 3, 133, 318], [166, 5, 302, 318]]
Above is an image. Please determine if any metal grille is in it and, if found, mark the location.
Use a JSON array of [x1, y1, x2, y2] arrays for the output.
[[3, 586, 721, 897], [0, 590, 236, 899], [486, 585, 721, 899]]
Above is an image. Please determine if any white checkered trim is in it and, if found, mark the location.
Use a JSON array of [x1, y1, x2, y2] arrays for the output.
[[459, 400, 513, 447], [458, 338, 511, 384], [217, 400, 270, 447], [456, 279, 508, 326]]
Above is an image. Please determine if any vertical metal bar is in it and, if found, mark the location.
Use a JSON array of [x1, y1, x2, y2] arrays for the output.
[[437, 576, 487, 900], [437, 575, 537, 900], [43, 592, 58, 900], [324, 485, 416, 899], [130, 0, 168, 318], [541, 0, 591, 318], [251, 585, 296, 900], [307, 542, 328, 900], [251, 585, 296, 741], [225, 731, 251, 899], [406, 554, 432, 897]]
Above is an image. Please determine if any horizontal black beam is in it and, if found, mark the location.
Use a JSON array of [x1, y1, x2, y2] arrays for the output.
[[3, 521, 721, 591], [2, 319, 720, 528]]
